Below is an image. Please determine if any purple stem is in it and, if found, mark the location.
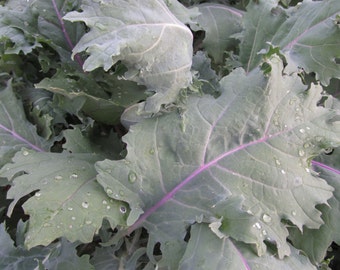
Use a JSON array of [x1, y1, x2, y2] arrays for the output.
[[51, 0, 84, 68], [127, 136, 268, 234], [231, 241, 251, 270], [311, 160, 340, 175], [0, 124, 45, 152]]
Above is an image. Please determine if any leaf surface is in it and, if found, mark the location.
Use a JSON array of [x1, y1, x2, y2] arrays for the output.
[[96, 56, 340, 258], [240, 0, 340, 85], [36, 67, 147, 125], [289, 148, 340, 264], [0, 149, 128, 248], [64, 0, 193, 113], [178, 223, 250, 270], [195, 3, 243, 63], [0, 79, 49, 167], [0, 221, 94, 270]]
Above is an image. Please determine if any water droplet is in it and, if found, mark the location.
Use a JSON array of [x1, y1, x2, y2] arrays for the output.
[[69, 225, 73, 229], [54, 175, 63, 180], [70, 173, 78, 179], [128, 171, 137, 183], [102, 200, 108, 205], [262, 214, 272, 223], [262, 230, 267, 236], [43, 223, 51, 227], [119, 190, 125, 196], [67, 207, 73, 211], [86, 192, 91, 196], [82, 202, 89, 209], [22, 150, 29, 156], [294, 176, 303, 186], [274, 158, 281, 165], [305, 168, 311, 173], [120, 205, 127, 214], [253, 222, 261, 229], [35, 192, 41, 197], [298, 149, 305, 157], [85, 220, 92, 225], [149, 148, 155, 155], [281, 169, 286, 175], [303, 142, 311, 148], [71, 216, 76, 220], [299, 128, 305, 134], [106, 205, 111, 210], [106, 188, 113, 195], [291, 211, 297, 216]]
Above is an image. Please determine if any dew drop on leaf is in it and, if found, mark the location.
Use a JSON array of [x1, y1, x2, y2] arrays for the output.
[[291, 211, 297, 216], [120, 205, 127, 214], [274, 158, 281, 166], [262, 213, 272, 223], [67, 207, 73, 211], [82, 202, 89, 209], [70, 173, 78, 179], [119, 190, 125, 196], [149, 148, 155, 155], [294, 176, 303, 186], [106, 205, 111, 210], [102, 200, 108, 205], [262, 230, 267, 236], [85, 220, 92, 225], [22, 150, 29, 156], [71, 216, 76, 220], [128, 171, 137, 183], [298, 149, 305, 157], [299, 128, 305, 134], [106, 188, 113, 195], [35, 192, 41, 197], [253, 222, 261, 229], [54, 175, 63, 181], [281, 169, 286, 175]]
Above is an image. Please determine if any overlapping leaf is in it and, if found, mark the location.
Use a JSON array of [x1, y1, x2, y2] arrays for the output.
[[179, 223, 317, 270], [36, 67, 147, 125], [195, 3, 243, 63], [288, 148, 340, 264], [64, 0, 193, 113], [96, 56, 339, 260], [240, 0, 340, 85], [0, 149, 128, 248], [0, 222, 94, 270], [0, 79, 49, 168], [0, 0, 83, 64]]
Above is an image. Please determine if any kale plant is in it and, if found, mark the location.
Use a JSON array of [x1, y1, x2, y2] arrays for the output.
[[0, 0, 339, 269]]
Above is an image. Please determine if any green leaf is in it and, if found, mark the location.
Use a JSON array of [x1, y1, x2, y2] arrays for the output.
[[178, 223, 250, 270], [0, 149, 128, 248], [240, 0, 340, 85], [237, 241, 317, 270], [288, 148, 340, 264], [195, 3, 243, 63], [95, 56, 339, 259], [0, 79, 49, 167], [0, 220, 94, 270], [36, 67, 147, 125], [0, 0, 84, 66], [64, 0, 193, 113]]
